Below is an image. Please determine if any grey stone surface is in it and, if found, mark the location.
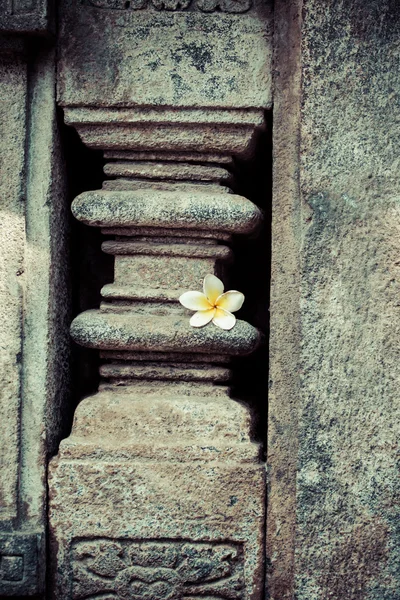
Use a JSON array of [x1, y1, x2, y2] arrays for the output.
[[71, 310, 262, 355], [49, 457, 265, 600], [68, 538, 246, 600], [58, 389, 259, 461], [72, 189, 262, 233], [268, 1, 400, 598], [0, 50, 27, 524], [20, 47, 70, 528], [0, 0, 52, 35], [58, 0, 272, 109], [266, 1, 302, 597], [52, 0, 268, 596], [0, 41, 69, 600], [103, 160, 231, 182], [0, 532, 43, 596], [296, 2, 400, 598], [64, 107, 266, 156], [104, 150, 233, 164]]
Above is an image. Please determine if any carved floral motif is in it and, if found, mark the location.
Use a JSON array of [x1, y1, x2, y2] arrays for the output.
[[71, 538, 244, 599], [86, 0, 252, 12]]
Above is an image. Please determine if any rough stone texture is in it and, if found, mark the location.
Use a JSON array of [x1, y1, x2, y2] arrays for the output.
[[57, 390, 260, 461], [104, 150, 233, 164], [49, 458, 265, 600], [103, 161, 231, 182], [51, 3, 270, 597], [0, 49, 27, 525], [0, 532, 43, 596], [71, 311, 262, 355], [20, 46, 70, 528], [69, 538, 246, 599], [64, 107, 266, 157], [58, 1, 272, 109], [0, 0, 53, 35], [266, 0, 302, 597], [268, 1, 400, 599], [0, 43, 69, 598], [296, 2, 400, 598], [72, 189, 262, 233]]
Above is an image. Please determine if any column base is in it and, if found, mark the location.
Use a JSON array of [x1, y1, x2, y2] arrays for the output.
[[49, 459, 265, 600], [48, 392, 265, 600]]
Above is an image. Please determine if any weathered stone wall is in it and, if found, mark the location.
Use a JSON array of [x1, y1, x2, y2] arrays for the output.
[[0, 1, 398, 597], [297, 1, 400, 597], [0, 43, 27, 528], [0, 37, 70, 596], [268, 1, 400, 598]]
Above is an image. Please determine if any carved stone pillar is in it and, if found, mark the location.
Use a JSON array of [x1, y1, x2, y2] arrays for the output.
[[49, 2, 272, 598]]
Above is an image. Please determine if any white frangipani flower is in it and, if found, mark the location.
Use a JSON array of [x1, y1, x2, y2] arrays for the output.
[[179, 274, 244, 331]]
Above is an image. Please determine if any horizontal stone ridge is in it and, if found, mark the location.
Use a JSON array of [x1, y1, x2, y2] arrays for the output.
[[103, 151, 233, 164], [64, 107, 265, 126], [70, 123, 259, 154], [72, 189, 262, 233], [99, 362, 231, 382], [103, 161, 231, 182], [101, 241, 232, 259], [101, 226, 231, 240], [58, 392, 258, 461], [70, 310, 262, 355], [100, 350, 230, 363], [100, 285, 187, 301]]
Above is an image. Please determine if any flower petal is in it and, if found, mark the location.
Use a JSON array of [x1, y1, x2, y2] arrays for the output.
[[203, 274, 224, 305], [190, 308, 216, 327], [216, 290, 244, 313], [179, 291, 212, 311], [212, 308, 236, 330]]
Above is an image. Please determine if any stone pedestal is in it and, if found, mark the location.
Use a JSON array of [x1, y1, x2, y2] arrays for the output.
[[49, 146, 266, 598]]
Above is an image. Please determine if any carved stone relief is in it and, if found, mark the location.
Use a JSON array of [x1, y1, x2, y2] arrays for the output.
[[85, 0, 252, 12], [11, 0, 39, 14], [0, 0, 51, 32], [71, 539, 244, 599], [86, 0, 252, 13], [0, 533, 43, 596]]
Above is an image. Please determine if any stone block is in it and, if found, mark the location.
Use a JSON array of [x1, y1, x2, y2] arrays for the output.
[[0, 0, 52, 35], [63, 107, 266, 156], [49, 458, 265, 599], [57, 390, 261, 462], [0, 532, 43, 596], [58, 0, 272, 109], [268, 0, 400, 597], [0, 41, 69, 600]]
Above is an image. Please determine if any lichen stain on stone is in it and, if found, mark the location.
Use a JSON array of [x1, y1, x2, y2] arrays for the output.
[[204, 75, 224, 101], [175, 41, 213, 73], [147, 58, 161, 71], [170, 71, 192, 101]]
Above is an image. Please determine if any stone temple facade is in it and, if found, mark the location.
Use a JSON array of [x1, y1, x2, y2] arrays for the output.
[[0, 1, 399, 599]]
